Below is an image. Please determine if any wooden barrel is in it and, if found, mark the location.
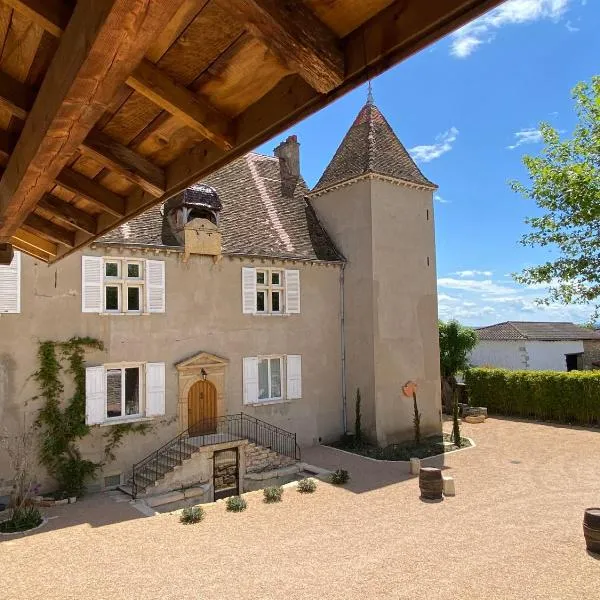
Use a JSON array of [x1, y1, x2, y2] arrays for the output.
[[583, 508, 600, 553], [419, 467, 443, 500]]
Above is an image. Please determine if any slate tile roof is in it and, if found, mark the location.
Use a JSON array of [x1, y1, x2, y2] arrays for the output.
[[99, 153, 343, 262], [476, 321, 600, 341], [311, 100, 436, 194]]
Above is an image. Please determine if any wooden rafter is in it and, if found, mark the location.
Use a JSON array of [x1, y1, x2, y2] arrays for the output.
[[2, 0, 72, 38], [22, 213, 75, 248], [0, 0, 184, 241], [0, 71, 35, 120], [12, 228, 58, 257], [126, 60, 234, 150], [227, 0, 344, 94], [55, 168, 126, 218], [37, 193, 97, 235]]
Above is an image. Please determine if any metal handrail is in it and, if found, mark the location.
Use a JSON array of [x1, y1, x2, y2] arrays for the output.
[[130, 413, 300, 498]]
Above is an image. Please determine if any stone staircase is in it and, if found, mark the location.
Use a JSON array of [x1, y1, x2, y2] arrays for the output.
[[245, 442, 297, 473]]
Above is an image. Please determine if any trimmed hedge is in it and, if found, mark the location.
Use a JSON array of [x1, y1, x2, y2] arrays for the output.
[[464, 368, 600, 425]]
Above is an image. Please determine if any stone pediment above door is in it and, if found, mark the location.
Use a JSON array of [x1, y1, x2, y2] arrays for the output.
[[175, 351, 229, 372]]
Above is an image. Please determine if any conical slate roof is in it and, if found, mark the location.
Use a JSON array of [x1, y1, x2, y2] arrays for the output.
[[312, 100, 435, 193]]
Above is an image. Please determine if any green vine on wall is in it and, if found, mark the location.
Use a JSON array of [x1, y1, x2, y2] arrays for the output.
[[34, 337, 152, 497]]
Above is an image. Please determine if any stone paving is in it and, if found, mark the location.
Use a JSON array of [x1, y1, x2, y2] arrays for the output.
[[1, 417, 599, 599]]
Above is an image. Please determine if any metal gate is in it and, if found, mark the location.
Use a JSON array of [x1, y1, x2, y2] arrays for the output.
[[213, 448, 239, 501]]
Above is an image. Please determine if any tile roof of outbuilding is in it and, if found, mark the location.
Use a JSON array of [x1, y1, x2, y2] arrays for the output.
[[98, 153, 343, 262], [311, 100, 436, 194], [476, 321, 600, 341]]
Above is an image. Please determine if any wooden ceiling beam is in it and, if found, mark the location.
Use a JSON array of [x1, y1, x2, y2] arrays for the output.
[[126, 60, 234, 150], [11, 239, 52, 262], [2, 0, 72, 38], [227, 0, 343, 94], [37, 193, 97, 235], [12, 229, 58, 257], [0, 71, 36, 120], [0, 0, 184, 240], [79, 130, 166, 197], [56, 168, 126, 218], [22, 213, 76, 248], [0, 130, 16, 161]]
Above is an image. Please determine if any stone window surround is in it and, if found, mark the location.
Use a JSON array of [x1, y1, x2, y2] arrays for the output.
[[175, 351, 228, 433]]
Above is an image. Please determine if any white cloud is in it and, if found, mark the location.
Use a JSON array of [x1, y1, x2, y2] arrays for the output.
[[507, 127, 543, 149], [438, 277, 516, 295], [409, 127, 459, 163], [450, 0, 572, 58], [434, 194, 451, 204], [565, 19, 579, 31], [453, 270, 493, 278]]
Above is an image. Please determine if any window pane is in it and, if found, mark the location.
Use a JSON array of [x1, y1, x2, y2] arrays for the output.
[[127, 287, 140, 311], [258, 359, 269, 400], [106, 369, 122, 418], [257, 291, 265, 312], [124, 368, 140, 415], [271, 291, 280, 312], [105, 286, 119, 311], [271, 271, 280, 285], [256, 271, 266, 285], [105, 262, 118, 277], [127, 263, 140, 278], [270, 358, 281, 398]]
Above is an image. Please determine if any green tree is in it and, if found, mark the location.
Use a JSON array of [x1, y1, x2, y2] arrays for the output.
[[439, 320, 478, 412], [512, 76, 600, 314]]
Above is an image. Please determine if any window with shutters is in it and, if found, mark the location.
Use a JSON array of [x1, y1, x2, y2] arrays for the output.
[[242, 267, 300, 315], [243, 355, 302, 405], [82, 256, 165, 314], [85, 362, 166, 425], [0, 250, 20, 314]]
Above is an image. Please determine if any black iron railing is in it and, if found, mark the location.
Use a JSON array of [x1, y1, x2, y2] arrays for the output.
[[130, 413, 300, 498]]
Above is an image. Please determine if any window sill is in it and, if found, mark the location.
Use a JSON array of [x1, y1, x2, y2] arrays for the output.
[[244, 399, 291, 407], [98, 312, 150, 316], [97, 416, 156, 427], [250, 313, 290, 317]]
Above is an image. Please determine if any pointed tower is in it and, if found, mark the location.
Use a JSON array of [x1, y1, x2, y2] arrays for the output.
[[310, 100, 441, 446]]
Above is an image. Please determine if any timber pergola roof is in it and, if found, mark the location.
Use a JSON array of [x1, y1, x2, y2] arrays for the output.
[[0, 0, 502, 263]]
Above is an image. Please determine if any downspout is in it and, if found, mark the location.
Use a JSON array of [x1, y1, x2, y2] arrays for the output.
[[340, 262, 347, 433]]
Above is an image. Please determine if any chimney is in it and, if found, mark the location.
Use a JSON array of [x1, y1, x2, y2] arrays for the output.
[[274, 135, 300, 197]]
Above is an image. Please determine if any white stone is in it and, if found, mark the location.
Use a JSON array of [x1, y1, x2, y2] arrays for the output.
[[443, 475, 456, 496], [410, 458, 420, 475]]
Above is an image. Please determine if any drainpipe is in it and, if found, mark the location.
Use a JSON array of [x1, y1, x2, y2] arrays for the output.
[[340, 263, 347, 433]]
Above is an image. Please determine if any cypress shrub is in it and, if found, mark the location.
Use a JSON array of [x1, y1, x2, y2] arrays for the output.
[[464, 368, 600, 425]]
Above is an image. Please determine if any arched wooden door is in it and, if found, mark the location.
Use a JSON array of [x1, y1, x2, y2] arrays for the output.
[[188, 379, 217, 436]]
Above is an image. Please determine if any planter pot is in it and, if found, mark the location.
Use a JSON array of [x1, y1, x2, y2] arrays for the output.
[[584, 508, 600, 553], [419, 467, 443, 500], [464, 415, 485, 424]]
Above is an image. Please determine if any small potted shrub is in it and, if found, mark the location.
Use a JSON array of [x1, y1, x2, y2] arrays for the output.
[[263, 486, 283, 503], [226, 495, 247, 512], [180, 506, 205, 524], [330, 469, 350, 485], [297, 478, 317, 494]]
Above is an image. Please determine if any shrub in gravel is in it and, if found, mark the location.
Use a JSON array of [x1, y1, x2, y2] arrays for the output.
[[297, 478, 317, 493], [0, 505, 43, 533], [330, 469, 350, 485], [180, 506, 204, 524], [226, 495, 247, 512], [263, 486, 283, 503]]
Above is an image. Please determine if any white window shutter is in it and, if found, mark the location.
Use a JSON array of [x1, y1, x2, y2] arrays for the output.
[[81, 256, 103, 313], [0, 250, 20, 313], [145, 362, 166, 416], [243, 357, 259, 404], [285, 270, 300, 314], [286, 355, 302, 399], [242, 267, 256, 314], [85, 366, 106, 425], [146, 260, 165, 313]]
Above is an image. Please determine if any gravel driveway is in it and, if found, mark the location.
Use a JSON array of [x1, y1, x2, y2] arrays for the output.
[[1, 417, 599, 600]]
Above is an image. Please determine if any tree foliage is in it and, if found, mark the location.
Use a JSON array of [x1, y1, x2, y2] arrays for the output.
[[512, 76, 600, 314], [439, 320, 478, 378]]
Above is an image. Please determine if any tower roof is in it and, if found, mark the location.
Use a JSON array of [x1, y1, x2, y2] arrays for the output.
[[311, 100, 436, 194]]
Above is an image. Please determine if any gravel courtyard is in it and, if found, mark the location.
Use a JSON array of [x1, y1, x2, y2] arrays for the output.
[[1, 418, 599, 600]]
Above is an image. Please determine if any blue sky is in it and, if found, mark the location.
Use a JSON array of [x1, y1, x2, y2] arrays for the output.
[[257, 0, 598, 326]]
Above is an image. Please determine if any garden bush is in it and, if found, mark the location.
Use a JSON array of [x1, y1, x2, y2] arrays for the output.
[[0, 506, 43, 533], [180, 506, 204, 524], [263, 486, 283, 503], [465, 368, 600, 425], [297, 478, 317, 493], [225, 495, 247, 512], [330, 469, 350, 485]]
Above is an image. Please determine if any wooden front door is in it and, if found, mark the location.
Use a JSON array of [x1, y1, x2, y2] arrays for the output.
[[188, 379, 217, 435]]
